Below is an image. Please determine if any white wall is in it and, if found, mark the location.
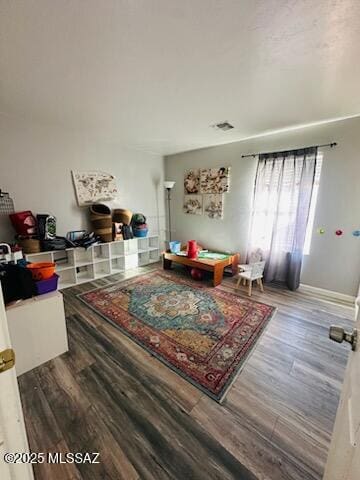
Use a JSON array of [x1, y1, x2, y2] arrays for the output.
[[0, 117, 165, 243], [165, 116, 360, 296]]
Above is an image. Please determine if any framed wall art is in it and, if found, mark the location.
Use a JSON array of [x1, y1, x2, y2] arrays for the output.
[[183, 195, 203, 215], [200, 167, 230, 194], [184, 169, 200, 194], [203, 194, 224, 219], [72, 171, 118, 206]]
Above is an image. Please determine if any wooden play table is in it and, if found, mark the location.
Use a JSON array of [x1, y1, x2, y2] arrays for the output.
[[162, 251, 239, 287]]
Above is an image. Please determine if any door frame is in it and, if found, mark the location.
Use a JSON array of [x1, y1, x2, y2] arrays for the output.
[[0, 287, 33, 480]]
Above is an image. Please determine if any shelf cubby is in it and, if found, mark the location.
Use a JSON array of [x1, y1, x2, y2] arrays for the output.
[[93, 244, 110, 262], [124, 253, 139, 270], [124, 239, 138, 255], [137, 237, 149, 252], [110, 241, 125, 258], [76, 264, 94, 284], [58, 267, 77, 289], [26, 251, 53, 263], [53, 249, 75, 270], [94, 260, 111, 278], [111, 257, 125, 273], [74, 248, 92, 267], [149, 248, 160, 263], [138, 251, 150, 266], [149, 236, 159, 249]]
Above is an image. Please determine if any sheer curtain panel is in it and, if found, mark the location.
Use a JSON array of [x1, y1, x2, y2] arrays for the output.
[[248, 147, 318, 290]]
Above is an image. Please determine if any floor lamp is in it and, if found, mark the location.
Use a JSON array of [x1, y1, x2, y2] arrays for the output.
[[164, 181, 175, 242]]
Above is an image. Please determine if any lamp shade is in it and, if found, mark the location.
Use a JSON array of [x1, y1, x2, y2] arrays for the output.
[[164, 181, 175, 189]]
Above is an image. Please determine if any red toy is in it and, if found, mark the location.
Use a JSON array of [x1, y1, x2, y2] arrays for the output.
[[190, 268, 203, 281], [187, 240, 198, 259]]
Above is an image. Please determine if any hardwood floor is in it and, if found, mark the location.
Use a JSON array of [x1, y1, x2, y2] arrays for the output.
[[18, 265, 355, 480]]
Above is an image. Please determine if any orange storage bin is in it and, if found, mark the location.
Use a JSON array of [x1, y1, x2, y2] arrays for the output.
[[26, 262, 55, 281]]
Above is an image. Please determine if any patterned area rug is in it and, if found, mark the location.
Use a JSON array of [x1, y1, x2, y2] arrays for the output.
[[78, 271, 276, 402]]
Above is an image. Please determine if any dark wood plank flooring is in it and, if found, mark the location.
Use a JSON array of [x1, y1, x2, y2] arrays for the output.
[[18, 264, 354, 480]]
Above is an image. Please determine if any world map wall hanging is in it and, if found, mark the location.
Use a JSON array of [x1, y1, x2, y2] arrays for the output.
[[72, 171, 118, 206]]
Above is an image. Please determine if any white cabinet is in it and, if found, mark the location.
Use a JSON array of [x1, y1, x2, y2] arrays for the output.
[[6, 292, 68, 376], [25, 236, 160, 289]]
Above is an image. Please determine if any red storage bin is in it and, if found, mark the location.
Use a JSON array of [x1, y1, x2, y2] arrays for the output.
[[9, 211, 37, 235]]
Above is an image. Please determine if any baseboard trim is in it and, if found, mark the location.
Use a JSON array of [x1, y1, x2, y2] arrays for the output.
[[299, 283, 355, 305]]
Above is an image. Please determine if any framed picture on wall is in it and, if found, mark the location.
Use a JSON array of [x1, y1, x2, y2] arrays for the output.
[[200, 167, 230, 194], [184, 169, 200, 194], [183, 195, 203, 215], [203, 194, 224, 219], [71, 170, 118, 206]]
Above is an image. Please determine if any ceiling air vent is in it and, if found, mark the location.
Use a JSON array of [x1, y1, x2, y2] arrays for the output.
[[212, 121, 234, 131]]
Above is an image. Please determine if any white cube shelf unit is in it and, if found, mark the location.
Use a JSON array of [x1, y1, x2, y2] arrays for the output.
[[25, 236, 160, 289]]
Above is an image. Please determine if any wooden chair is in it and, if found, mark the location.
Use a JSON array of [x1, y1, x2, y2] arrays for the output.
[[236, 261, 265, 296]]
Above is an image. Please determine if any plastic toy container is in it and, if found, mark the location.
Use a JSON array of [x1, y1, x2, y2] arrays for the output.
[[27, 262, 55, 280], [35, 273, 59, 295], [133, 228, 148, 237], [187, 240, 198, 259], [169, 241, 181, 253]]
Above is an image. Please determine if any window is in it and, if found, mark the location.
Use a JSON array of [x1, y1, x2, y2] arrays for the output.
[[303, 155, 323, 254], [249, 152, 322, 258]]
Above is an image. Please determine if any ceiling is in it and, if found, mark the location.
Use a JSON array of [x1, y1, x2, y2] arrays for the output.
[[1, 0, 360, 155]]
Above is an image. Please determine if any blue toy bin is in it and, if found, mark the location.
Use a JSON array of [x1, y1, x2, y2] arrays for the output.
[[133, 228, 148, 237], [169, 241, 181, 253], [36, 273, 59, 295]]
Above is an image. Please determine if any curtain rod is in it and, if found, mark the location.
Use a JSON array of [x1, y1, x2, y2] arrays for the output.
[[241, 142, 337, 158]]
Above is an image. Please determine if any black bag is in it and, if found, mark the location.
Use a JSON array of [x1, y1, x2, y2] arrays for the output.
[[122, 225, 134, 240], [41, 236, 72, 251], [0, 264, 36, 304]]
